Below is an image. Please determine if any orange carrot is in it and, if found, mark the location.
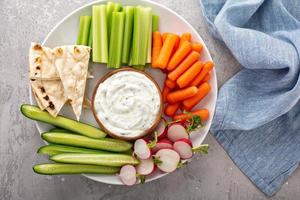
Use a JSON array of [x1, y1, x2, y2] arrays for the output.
[[191, 42, 203, 53], [167, 86, 198, 103], [167, 41, 193, 71], [179, 33, 192, 46], [156, 34, 178, 69], [182, 82, 211, 111], [164, 103, 180, 117], [162, 85, 172, 102], [151, 31, 163, 68], [190, 61, 214, 86], [162, 33, 180, 54], [202, 73, 211, 83], [176, 61, 203, 88], [173, 109, 209, 122], [168, 51, 200, 81], [165, 79, 177, 89]]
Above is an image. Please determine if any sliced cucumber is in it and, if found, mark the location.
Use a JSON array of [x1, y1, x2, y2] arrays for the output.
[[33, 163, 120, 175], [37, 144, 108, 156], [49, 128, 70, 133], [50, 153, 139, 167], [42, 132, 132, 152], [20, 104, 106, 139]]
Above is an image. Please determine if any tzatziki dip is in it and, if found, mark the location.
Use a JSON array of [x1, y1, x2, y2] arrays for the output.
[[93, 71, 161, 138]]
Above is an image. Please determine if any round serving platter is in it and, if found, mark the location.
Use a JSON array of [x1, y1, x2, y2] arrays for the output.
[[29, 0, 217, 185]]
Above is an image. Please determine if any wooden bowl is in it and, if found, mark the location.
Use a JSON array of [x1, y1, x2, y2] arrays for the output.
[[91, 68, 163, 141]]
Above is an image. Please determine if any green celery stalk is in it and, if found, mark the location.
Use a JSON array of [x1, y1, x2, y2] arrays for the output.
[[121, 6, 134, 64], [106, 2, 115, 43], [152, 15, 160, 32], [77, 16, 92, 45], [108, 12, 125, 68], [131, 6, 152, 66], [92, 5, 108, 63], [131, 6, 141, 65], [139, 7, 152, 65]]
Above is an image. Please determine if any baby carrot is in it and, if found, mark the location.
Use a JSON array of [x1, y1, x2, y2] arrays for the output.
[[167, 86, 198, 103], [156, 34, 178, 69], [151, 31, 163, 68], [173, 109, 209, 122], [177, 61, 203, 88], [167, 41, 193, 71], [167, 51, 200, 81], [165, 79, 177, 89], [162, 33, 180, 55], [179, 33, 191, 47], [162, 85, 172, 102], [164, 103, 180, 117], [190, 61, 214, 86], [182, 82, 211, 111], [191, 42, 203, 53]]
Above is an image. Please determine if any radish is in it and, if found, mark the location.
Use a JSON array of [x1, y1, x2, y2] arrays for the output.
[[134, 139, 151, 159], [151, 139, 173, 154], [173, 138, 193, 159], [136, 158, 155, 175], [119, 165, 137, 186], [154, 149, 180, 173], [156, 118, 168, 139], [167, 123, 189, 142]]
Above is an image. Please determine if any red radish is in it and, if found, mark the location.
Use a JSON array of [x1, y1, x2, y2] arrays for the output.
[[136, 158, 155, 175], [156, 118, 168, 139], [167, 123, 189, 142], [134, 139, 151, 159], [173, 138, 193, 159], [151, 139, 173, 154], [119, 165, 137, 186], [154, 149, 180, 173]]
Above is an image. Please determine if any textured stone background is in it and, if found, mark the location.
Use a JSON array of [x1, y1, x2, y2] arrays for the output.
[[0, 0, 299, 199]]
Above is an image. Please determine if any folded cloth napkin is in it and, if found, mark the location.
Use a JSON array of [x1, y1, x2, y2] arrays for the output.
[[199, 0, 300, 196]]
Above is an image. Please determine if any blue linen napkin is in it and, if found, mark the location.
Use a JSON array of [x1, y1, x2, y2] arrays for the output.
[[199, 0, 300, 196]]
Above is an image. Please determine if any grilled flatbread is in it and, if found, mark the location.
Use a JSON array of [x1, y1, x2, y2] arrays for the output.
[[53, 45, 90, 120], [29, 43, 60, 80], [30, 79, 67, 117]]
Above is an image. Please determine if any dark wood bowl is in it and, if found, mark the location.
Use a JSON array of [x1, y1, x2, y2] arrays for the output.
[[91, 68, 163, 141]]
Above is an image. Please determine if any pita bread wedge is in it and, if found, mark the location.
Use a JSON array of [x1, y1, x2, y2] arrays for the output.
[[30, 79, 67, 117], [53, 45, 90, 120], [29, 43, 60, 80]]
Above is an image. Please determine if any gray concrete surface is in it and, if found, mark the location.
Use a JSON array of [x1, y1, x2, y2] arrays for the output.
[[0, 0, 299, 199]]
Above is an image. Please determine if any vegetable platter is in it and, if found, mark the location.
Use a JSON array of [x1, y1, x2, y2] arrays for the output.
[[24, 0, 217, 185]]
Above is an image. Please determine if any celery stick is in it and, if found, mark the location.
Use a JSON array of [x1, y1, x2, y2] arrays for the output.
[[131, 6, 152, 66], [152, 15, 160, 32], [106, 2, 115, 43], [77, 16, 91, 45], [139, 7, 152, 65], [108, 12, 125, 68], [131, 7, 142, 65], [121, 6, 134, 64], [92, 5, 108, 63]]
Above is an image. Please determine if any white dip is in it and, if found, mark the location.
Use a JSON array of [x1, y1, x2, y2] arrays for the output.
[[94, 71, 161, 138]]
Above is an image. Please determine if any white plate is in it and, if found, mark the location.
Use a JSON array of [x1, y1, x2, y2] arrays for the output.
[[30, 0, 217, 185]]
